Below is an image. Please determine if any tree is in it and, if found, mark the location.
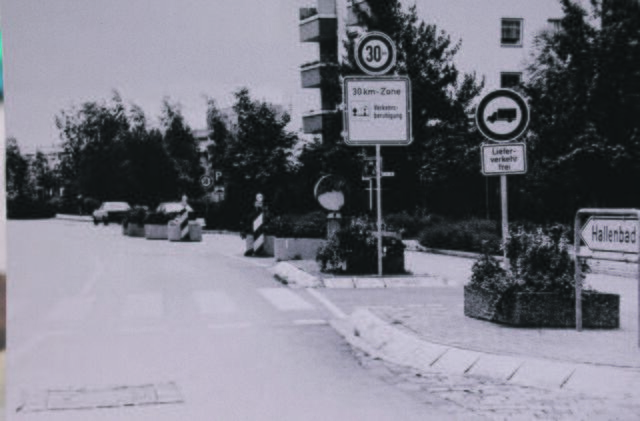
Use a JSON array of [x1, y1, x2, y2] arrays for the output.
[[5, 137, 30, 200], [212, 88, 298, 220], [522, 0, 640, 221], [301, 0, 485, 215], [160, 98, 203, 199], [56, 92, 131, 202]]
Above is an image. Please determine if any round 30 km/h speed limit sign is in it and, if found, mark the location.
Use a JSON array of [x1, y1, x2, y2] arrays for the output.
[[476, 89, 530, 142], [354, 32, 396, 76]]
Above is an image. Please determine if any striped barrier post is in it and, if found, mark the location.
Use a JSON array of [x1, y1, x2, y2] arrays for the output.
[[176, 208, 189, 240], [245, 193, 265, 256], [252, 208, 264, 254]]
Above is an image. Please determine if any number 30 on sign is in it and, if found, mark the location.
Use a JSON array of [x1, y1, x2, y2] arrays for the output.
[[354, 32, 396, 76]]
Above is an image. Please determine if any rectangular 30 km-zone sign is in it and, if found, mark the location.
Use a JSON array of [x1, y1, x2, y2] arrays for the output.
[[343, 76, 412, 146], [481, 143, 527, 175]]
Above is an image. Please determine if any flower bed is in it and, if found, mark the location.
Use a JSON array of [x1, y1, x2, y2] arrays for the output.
[[464, 224, 619, 329], [464, 287, 619, 328]]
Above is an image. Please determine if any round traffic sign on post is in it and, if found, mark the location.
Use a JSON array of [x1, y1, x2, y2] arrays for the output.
[[200, 175, 213, 189], [354, 32, 396, 76], [476, 89, 530, 142]]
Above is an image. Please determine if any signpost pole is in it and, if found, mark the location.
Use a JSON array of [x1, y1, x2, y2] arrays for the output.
[[574, 212, 583, 332], [637, 214, 640, 347], [500, 175, 509, 269], [369, 178, 373, 211], [376, 144, 383, 277]]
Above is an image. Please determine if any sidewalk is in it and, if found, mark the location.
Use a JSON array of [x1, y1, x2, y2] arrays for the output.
[[275, 250, 640, 397]]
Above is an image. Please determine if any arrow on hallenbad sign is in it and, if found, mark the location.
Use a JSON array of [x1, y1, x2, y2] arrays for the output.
[[580, 217, 638, 253]]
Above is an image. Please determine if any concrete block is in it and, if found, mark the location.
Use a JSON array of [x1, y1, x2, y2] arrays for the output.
[[467, 353, 524, 380], [508, 359, 577, 389], [354, 277, 385, 288], [563, 365, 640, 397], [323, 278, 355, 288], [431, 348, 482, 374]]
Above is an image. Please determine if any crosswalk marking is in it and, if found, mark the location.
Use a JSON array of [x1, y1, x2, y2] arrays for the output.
[[258, 288, 315, 311], [193, 290, 237, 315], [46, 297, 95, 322], [121, 293, 163, 319]]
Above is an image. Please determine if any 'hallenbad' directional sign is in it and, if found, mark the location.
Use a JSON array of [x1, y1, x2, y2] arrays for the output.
[[481, 143, 527, 175], [343, 76, 412, 146], [580, 217, 638, 253], [476, 89, 530, 143]]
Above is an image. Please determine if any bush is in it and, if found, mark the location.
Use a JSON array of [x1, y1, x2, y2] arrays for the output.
[[144, 211, 174, 225], [123, 206, 148, 227], [7, 196, 56, 219], [82, 197, 101, 214], [264, 211, 327, 239], [384, 211, 439, 238], [469, 224, 589, 296], [316, 217, 406, 274], [418, 218, 501, 254]]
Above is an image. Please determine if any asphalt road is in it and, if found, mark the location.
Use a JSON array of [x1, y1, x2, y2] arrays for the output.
[[6, 220, 462, 421]]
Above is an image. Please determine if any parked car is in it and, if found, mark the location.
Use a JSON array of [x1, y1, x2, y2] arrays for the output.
[[155, 202, 194, 216], [92, 202, 131, 225]]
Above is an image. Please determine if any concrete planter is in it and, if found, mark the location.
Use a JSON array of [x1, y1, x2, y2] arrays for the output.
[[188, 222, 202, 242], [464, 286, 620, 328], [144, 224, 169, 240], [125, 223, 145, 237], [274, 237, 326, 261]]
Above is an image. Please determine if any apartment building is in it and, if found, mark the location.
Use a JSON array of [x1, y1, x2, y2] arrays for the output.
[[298, 0, 573, 138]]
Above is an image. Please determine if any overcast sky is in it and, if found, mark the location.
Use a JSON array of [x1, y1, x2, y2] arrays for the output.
[[1, 0, 319, 150]]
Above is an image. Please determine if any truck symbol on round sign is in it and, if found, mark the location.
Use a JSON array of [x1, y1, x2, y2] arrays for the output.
[[487, 108, 517, 124], [476, 89, 529, 142]]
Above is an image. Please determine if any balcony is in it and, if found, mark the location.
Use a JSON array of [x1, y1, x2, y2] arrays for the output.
[[346, 0, 371, 26], [299, 13, 337, 42], [302, 110, 338, 134], [300, 62, 338, 88]]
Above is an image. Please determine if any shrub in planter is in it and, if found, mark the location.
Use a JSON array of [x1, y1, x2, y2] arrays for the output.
[[465, 225, 619, 328], [123, 206, 148, 237], [316, 217, 406, 275]]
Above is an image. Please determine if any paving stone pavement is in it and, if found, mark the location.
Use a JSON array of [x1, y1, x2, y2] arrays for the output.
[[353, 348, 640, 420]]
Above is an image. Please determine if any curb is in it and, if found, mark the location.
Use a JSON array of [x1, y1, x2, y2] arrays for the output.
[[271, 262, 453, 289], [270, 262, 321, 288], [332, 308, 640, 398], [55, 214, 93, 222]]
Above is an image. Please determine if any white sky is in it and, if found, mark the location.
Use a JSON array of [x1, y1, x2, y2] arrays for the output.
[[1, 0, 568, 151], [1, 0, 319, 150]]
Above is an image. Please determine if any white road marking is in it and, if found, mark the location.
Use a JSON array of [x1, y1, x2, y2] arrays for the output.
[[258, 288, 315, 311], [207, 321, 254, 330], [46, 297, 95, 322], [306, 289, 347, 319], [121, 293, 163, 319], [292, 319, 328, 326], [193, 290, 238, 315], [79, 255, 104, 297]]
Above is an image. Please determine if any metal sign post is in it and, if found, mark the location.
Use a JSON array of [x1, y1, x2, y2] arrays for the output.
[[376, 145, 383, 276], [344, 32, 411, 277], [476, 89, 530, 268], [575, 208, 640, 348]]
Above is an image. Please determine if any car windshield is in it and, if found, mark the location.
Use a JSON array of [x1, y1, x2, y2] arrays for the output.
[[102, 202, 130, 211]]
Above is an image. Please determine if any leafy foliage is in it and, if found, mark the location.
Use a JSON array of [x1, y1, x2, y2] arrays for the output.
[[316, 217, 406, 274], [469, 224, 589, 296], [521, 0, 640, 220]]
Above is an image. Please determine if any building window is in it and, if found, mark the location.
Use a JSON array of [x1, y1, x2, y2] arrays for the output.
[[501, 18, 523, 47], [500, 72, 522, 88], [547, 18, 562, 32]]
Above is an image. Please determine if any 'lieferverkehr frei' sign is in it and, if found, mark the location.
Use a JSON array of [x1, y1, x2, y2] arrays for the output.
[[343, 76, 412, 146], [580, 217, 639, 253]]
